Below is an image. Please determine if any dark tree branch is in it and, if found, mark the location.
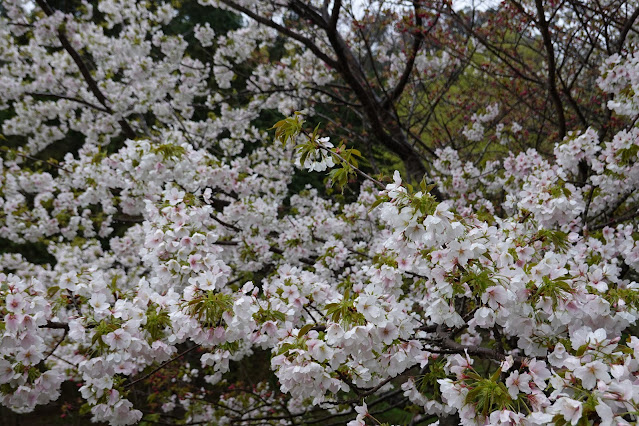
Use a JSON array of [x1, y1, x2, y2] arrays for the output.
[[436, 325, 525, 363], [592, 207, 639, 230], [41, 321, 70, 330], [26, 92, 111, 113], [556, 73, 588, 128], [447, 5, 543, 85], [329, 0, 342, 30], [383, 1, 438, 109], [616, 5, 639, 53], [535, 0, 567, 139], [42, 328, 68, 363], [124, 344, 201, 389], [222, 0, 437, 182], [218, 0, 339, 68], [34, 0, 137, 140]]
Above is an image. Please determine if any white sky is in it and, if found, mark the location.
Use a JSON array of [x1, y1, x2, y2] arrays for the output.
[[453, 0, 501, 10], [350, 0, 501, 19]]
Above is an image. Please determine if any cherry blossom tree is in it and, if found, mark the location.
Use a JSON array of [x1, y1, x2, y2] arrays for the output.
[[1, 0, 639, 425]]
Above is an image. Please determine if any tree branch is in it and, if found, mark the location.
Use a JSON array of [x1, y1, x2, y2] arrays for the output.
[[535, 0, 567, 139], [616, 5, 639, 53], [41, 321, 70, 330], [34, 0, 137, 140], [329, 0, 342, 30], [383, 2, 436, 109], [124, 344, 201, 389], [437, 325, 524, 363], [218, 0, 339, 68], [592, 207, 639, 230], [26, 92, 111, 113]]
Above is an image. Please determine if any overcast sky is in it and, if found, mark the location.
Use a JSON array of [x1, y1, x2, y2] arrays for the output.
[[453, 0, 501, 10], [350, 0, 501, 18]]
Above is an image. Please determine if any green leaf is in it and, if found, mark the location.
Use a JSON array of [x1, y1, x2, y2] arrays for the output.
[[298, 323, 314, 337], [325, 303, 341, 313], [575, 343, 588, 357], [489, 367, 502, 382], [79, 403, 91, 415], [271, 113, 304, 146], [349, 148, 362, 158], [272, 311, 286, 322], [369, 196, 389, 211]]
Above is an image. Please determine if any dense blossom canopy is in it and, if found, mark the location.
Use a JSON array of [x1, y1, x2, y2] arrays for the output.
[[1, 0, 639, 425]]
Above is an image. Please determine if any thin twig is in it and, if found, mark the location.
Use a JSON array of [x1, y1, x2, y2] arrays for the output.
[[124, 344, 201, 389], [42, 329, 68, 363], [1, 147, 73, 174]]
